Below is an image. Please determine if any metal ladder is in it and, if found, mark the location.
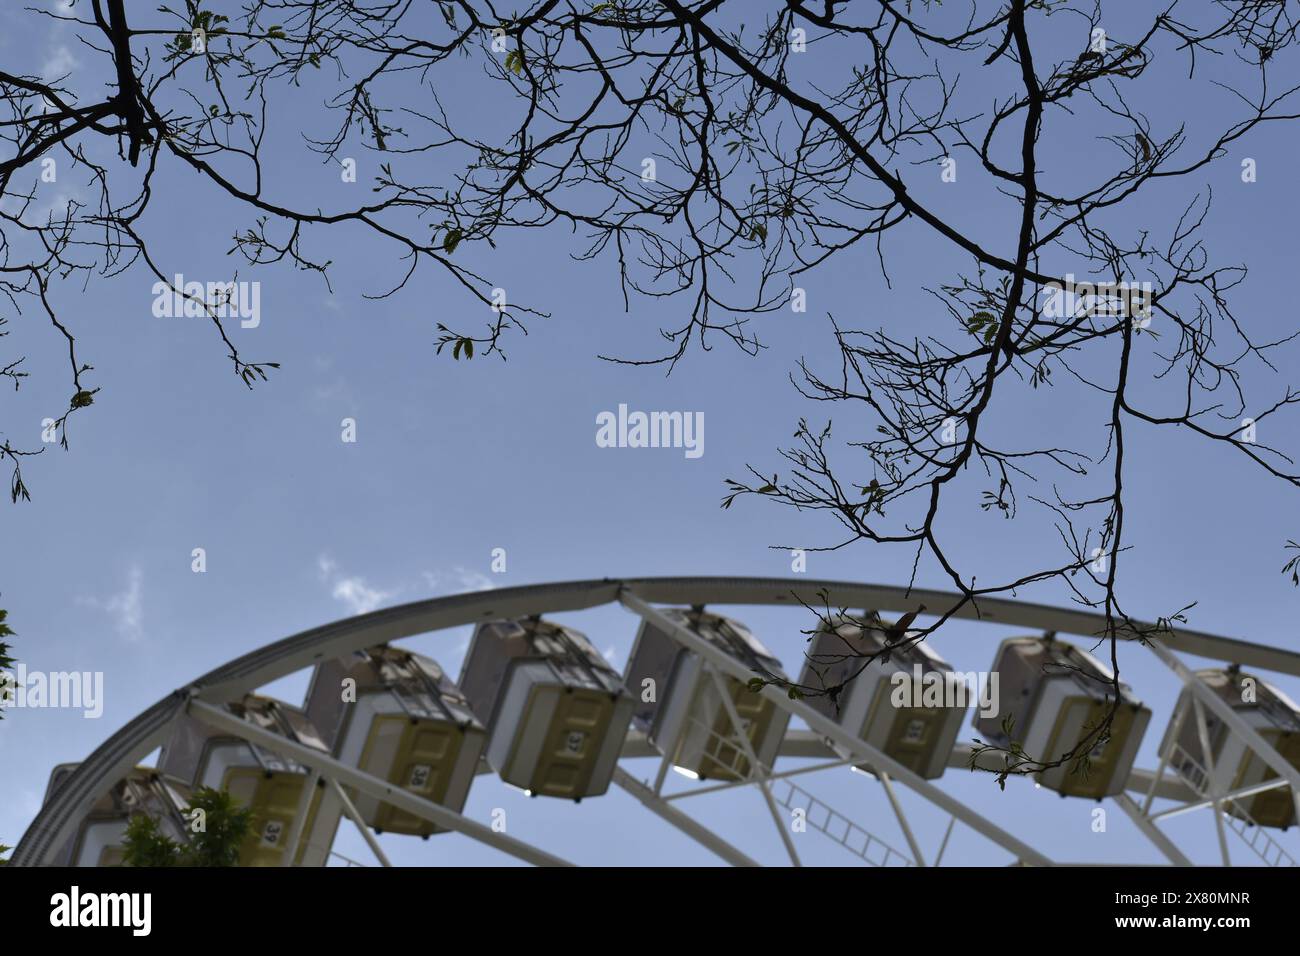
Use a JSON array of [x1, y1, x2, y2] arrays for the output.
[[1168, 742, 1296, 867], [680, 712, 913, 866], [769, 776, 914, 866]]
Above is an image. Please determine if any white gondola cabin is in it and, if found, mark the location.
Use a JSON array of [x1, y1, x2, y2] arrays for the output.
[[974, 635, 1150, 798], [1159, 668, 1300, 828], [459, 618, 634, 799], [43, 764, 192, 867], [159, 695, 343, 865], [799, 612, 965, 779], [305, 644, 487, 835], [625, 608, 790, 782]]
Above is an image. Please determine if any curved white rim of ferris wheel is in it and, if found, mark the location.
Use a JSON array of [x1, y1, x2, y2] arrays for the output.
[[13, 575, 1300, 867]]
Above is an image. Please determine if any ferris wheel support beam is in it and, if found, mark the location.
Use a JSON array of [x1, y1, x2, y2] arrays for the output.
[[619, 588, 1056, 867], [705, 665, 803, 867], [610, 767, 761, 867], [651, 747, 675, 796], [934, 815, 956, 866], [877, 772, 927, 867], [1150, 777, 1290, 822], [1141, 705, 1188, 815], [329, 778, 393, 868], [1191, 698, 1234, 867], [281, 768, 320, 867], [663, 756, 861, 801], [1113, 793, 1194, 867], [187, 697, 572, 868]]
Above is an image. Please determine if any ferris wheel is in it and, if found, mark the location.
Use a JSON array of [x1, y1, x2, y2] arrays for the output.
[[11, 576, 1300, 868]]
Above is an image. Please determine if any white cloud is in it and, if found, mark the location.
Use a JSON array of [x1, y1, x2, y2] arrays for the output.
[[317, 555, 397, 615], [79, 565, 144, 641], [315, 558, 496, 618], [40, 44, 77, 83], [421, 567, 496, 595], [35, 189, 81, 223], [312, 380, 352, 402]]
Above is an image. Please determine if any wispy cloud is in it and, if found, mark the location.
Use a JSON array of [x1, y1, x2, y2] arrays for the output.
[[311, 379, 354, 403], [79, 565, 144, 641], [40, 43, 77, 83], [26, 14, 84, 218], [317, 555, 398, 615], [421, 567, 496, 595], [314, 558, 497, 618], [34, 189, 80, 222]]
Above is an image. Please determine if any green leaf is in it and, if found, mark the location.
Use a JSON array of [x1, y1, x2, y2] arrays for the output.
[[443, 227, 463, 254], [966, 310, 1000, 344]]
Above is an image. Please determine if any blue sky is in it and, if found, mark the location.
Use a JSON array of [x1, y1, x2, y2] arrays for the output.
[[3, 1, 1300, 866]]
